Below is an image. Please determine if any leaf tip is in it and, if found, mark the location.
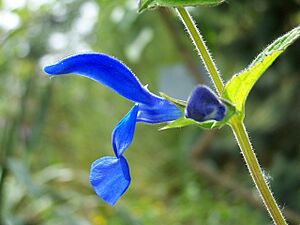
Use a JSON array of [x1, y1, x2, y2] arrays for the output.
[[138, 0, 155, 13], [158, 126, 167, 131]]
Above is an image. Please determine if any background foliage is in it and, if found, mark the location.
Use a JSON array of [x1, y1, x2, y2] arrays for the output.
[[0, 0, 299, 224]]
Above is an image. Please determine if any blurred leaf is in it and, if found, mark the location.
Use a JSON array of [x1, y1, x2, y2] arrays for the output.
[[223, 26, 300, 119], [7, 158, 41, 196], [34, 165, 73, 184], [138, 0, 224, 13]]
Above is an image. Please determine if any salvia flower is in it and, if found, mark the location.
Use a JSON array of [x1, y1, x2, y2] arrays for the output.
[[43, 53, 226, 206]]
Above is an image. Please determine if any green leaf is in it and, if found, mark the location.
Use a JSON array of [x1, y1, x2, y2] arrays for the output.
[[223, 26, 300, 119], [159, 116, 196, 130], [159, 92, 186, 110], [138, 0, 224, 13], [159, 98, 237, 130]]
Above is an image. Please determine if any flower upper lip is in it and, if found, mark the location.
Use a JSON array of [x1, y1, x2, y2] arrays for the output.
[[45, 53, 162, 106], [44, 53, 181, 123]]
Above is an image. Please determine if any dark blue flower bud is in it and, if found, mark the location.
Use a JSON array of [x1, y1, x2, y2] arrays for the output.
[[185, 85, 226, 122]]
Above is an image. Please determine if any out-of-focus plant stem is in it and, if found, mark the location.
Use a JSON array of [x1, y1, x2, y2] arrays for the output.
[[0, 77, 34, 223], [0, 121, 16, 223], [0, 129, 7, 223], [176, 7, 287, 225]]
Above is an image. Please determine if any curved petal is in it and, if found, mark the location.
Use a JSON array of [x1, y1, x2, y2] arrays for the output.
[[137, 98, 181, 123], [44, 53, 157, 105], [185, 85, 226, 122], [112, 104, 139, 157], [89, 156, 130, 206]]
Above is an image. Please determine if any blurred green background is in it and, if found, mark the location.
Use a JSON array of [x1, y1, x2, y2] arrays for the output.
[[0, 0, 299, 224]]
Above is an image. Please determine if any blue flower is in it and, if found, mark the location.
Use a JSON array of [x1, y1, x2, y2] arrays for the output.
[[43, 53, 226, 206], [185, 85, 226, 122], [43, 53, 181, 205]]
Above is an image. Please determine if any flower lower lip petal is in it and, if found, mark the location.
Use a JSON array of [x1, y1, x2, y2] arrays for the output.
[[89, 156, 130, 206], [112, 104, 139, 157]]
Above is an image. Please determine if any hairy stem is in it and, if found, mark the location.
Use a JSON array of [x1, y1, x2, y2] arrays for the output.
[[176, 6, 287, 225], [230, 118, 287, 225], [176, 7, 224, 95]]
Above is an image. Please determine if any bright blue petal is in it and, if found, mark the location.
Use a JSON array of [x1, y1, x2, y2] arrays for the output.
[[112, 104, 139, 157], [43, 53, 157, 105], [89, 156, 130, 206], [137, 98, 181, 123], [185, 85, 226, 122]]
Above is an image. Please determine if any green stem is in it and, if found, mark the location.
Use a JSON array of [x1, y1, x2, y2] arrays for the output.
[[176, 7, 224, 95], [0, 121, 13, 224], [176, 7, 287, 225], [0, 167, 7, 222], [230, 118, 287, 225]]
